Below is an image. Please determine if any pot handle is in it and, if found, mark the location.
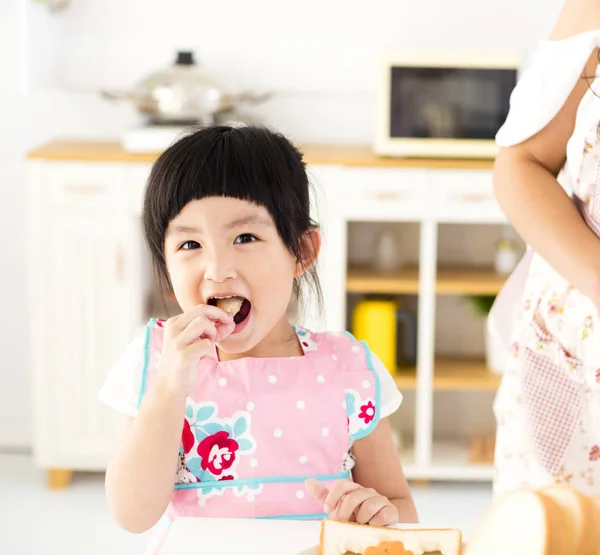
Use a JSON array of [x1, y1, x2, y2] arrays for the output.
[[234, 91, 271, 104], [100, 90, 137, 102]]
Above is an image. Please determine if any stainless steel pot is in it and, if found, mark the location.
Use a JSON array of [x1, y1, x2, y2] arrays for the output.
[[101, 51, 269, 125]]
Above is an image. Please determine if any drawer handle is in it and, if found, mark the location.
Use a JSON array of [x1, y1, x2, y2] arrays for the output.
[[64, 184, 106, 195], [452, 193, 492, 203], [115, 246, 124, 282], [371, 191, 408, 202]]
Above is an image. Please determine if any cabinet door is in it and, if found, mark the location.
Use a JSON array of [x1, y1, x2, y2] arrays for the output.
[[34, 213, 137, 469], [28, 160, 145, 471]]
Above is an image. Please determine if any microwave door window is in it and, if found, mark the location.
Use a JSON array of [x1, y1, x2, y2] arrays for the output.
[[389, 67, 515, 139]]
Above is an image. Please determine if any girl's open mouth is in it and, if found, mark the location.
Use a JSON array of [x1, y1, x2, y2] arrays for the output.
[[209, 296, 252, 326]]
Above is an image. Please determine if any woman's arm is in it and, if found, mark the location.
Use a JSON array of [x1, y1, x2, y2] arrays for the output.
[[550, 0, 600, 40], [494, 38, 600, 304], [351, 418, 418, 523]]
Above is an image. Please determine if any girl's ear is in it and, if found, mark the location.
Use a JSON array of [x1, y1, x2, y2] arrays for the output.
[[294, 227, 321, 278]]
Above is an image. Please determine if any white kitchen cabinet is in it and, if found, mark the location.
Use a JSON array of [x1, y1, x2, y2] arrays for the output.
[[27, 142, 510, 486], [27, 161, 146, 487]]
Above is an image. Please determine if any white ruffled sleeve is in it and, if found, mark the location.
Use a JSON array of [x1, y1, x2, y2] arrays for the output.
[[370, 353, 403, 418], [98, 331, 145, 417], [496, 29, 600, 147]]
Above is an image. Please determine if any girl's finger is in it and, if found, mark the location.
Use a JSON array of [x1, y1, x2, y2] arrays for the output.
[[368, 505, 399, 527], [169, 304, 234, 332], [354, 495, 392, 525], [304, 479, 330, 505], [214, 318, 236, 343], [184, 338, 214, 360], [323, 480, 361, 515], [179, 317, 218, 345], [332, 488, 377, 522]]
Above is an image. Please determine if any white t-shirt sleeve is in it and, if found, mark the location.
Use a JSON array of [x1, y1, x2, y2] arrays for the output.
[[370, 353, 403, 418], [98, 331, 145, 418], [496, 29, 600, 147]]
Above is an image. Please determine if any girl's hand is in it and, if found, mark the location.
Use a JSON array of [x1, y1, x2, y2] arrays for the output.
[[159, 305, 235, 397], [305, 478, 399, 526]]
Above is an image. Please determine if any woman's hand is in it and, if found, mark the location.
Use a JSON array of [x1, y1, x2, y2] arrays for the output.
[[305, 478, 399, 526], [159, 305, 235, 397]]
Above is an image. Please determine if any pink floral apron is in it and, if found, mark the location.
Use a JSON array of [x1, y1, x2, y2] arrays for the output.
[[491, 123, 600, 494], [138, 320, 381, 554]]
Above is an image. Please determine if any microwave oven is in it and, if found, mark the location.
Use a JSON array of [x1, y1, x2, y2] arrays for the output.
[[374, 50, 520, 159]]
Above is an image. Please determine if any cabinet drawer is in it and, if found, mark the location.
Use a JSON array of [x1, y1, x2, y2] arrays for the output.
[[432, 170, 506, 223], [46, 163, 123, 212], [338, 168, 428, 221]]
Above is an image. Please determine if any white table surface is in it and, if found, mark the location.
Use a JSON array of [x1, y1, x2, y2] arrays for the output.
[[159, 518, 322, 555], [158, 518, 446, 555]]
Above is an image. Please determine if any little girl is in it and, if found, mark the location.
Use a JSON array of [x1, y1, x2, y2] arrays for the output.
[[98, 125, 417, 552], [490, 0, 600, 495]]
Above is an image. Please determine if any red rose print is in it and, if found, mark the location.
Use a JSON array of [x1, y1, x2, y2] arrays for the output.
[[182, 419, 194, 454], [596, 369, 600, 384], [197, 431, 239, 476], [590, 445, 599, 462], [358, 401, 376, 425], [156, 319, 166, 328], [219, 475, 235, 481]]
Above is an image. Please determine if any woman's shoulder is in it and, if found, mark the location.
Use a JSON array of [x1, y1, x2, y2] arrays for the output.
[[496, 29, 600, 147]]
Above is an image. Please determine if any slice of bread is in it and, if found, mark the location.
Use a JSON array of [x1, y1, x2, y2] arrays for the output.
[[319, 519, 462, 555], [539, 486, 597, 555], [588, 495, 600, 555], [465, 489, 570, 555]]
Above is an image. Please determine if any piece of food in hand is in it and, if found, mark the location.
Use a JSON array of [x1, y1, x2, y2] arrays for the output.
[[215, 297, 243, 316], [319, 519, 462, 555]]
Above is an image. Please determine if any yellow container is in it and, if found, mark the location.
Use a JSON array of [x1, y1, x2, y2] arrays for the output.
[[352, 299, 398, 374]]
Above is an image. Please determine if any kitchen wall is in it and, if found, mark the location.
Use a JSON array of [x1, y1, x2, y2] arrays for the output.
[[0, 0, 565, 448]]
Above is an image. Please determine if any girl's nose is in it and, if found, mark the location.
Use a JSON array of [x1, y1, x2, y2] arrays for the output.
[[203, 251, 237, 283]]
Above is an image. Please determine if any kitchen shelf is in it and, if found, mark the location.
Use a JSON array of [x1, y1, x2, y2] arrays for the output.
[[347, 266, 421, 294], [436, 268, 506, 295], [429, 439, 495, 481], [346, 265, 506, 296], [398, 438, 494, 481], [393, 359, 501, 391]]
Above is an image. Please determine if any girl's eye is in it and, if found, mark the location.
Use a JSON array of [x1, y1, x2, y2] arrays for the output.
[[180, 240, 201, 250], [235, 234, 257, 244]]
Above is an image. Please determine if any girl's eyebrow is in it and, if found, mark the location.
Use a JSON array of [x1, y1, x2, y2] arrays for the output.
[[167, 225, 200, 236], [224, 215, 273, 230], [167, 216, 272, 237]]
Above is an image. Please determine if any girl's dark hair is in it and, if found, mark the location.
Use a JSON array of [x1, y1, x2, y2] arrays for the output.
[[142, 124, 322, 314]]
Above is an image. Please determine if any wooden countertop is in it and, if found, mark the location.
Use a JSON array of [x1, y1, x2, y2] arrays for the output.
[[27, 140, 495, 170]]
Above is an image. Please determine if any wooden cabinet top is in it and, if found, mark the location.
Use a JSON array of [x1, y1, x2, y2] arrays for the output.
[[27, 140, 495, 170]]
